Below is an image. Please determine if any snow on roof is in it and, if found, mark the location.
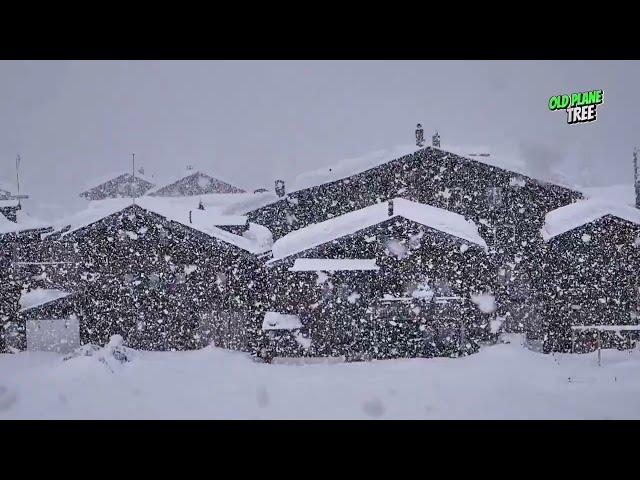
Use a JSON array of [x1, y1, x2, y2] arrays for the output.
[[0, 209, 49, 234], [289, 258, 379, 272], [288, 143, 548, 195], [541, 199, 640, 241], [270, 198, 487, 262], [48, 196, 270, 254], [262, 312, 302, 331], [580, 184, 636, 205], [19, 288, 70, 312], [0, 199, 20, 208], [291, 145, 422, 191]]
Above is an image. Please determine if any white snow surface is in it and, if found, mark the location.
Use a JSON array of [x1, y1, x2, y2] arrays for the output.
[[262, 312, 302, 331], [270, 198, 487, 262], [289, 259, 379, 272], [542, 199, 640, 241], [2, 335, 640, 419], [0, 210, 49, 234], [20, 289, 70, 311]]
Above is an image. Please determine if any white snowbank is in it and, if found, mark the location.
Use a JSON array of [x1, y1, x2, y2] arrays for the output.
[[3, 337, 640, 419], [541, 199, 640, 241], [270, 198, 487, 262], [262, 312, 302, 331], [19, 289, 70, 311], [289, 259, 379, 272]]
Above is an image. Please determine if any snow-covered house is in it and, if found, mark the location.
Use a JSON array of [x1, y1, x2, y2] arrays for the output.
[[245, 146, 582, 337], [1, 214, 52, 353], [79, 172, 156, 201], [536, 200, 640, 352], [261, 198, 495, 360], [17, 200, 272, 352], [150, 168, 245, 197]]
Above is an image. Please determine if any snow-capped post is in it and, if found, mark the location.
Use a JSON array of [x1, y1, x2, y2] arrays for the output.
[[275, 179, 286, 198], [415, 124, 425, 147], [388, 199, 394, 217], [634, 147, 639, 208], [432, 131, 441, 148]]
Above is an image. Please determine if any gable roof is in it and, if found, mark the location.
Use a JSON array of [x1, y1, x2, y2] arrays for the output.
[[150, 171, 245, 197], [541, 199, 640, 241], [269, 198, 487, 262], [47, 199, 270, 254], [286, 143, 574, 196], [79, 172, 156, 200]]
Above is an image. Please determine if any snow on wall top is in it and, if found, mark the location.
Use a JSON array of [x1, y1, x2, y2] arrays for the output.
[[541, 199, 640, 241], [289, 258, 379, 272], [262, 312, 302, 331], [270, 198, 487, 261], [19, 288, 70, 312]]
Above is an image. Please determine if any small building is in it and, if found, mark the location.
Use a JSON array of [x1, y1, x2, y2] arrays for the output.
[[262, 198, 495, 360], [536, 200, 640, 352]]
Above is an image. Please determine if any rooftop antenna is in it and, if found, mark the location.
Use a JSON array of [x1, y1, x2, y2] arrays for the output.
[[15, 154, 21, 207]]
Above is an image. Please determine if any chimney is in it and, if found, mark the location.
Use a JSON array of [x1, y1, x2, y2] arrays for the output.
[[275, 179, 286, 198], [432, 131, 441, 148], [415, 124, 425, 147], [635, 147, 640, 209], [388, 199, 394, 217]]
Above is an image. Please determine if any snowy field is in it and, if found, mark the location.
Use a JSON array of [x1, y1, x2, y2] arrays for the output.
[[1, 334, 639, 419]]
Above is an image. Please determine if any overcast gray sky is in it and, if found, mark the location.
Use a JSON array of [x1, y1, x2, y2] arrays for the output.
[[1, 60, 639, 219]]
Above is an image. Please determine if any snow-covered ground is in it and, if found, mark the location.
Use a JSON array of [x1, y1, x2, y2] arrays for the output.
[[1, 335, 639, 419]]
